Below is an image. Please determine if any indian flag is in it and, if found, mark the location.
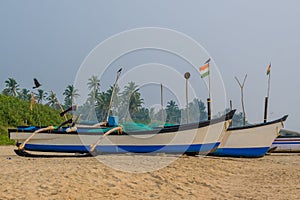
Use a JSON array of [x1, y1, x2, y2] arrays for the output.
[[266, 63, 271, 75], [199, 58, 210, 78]]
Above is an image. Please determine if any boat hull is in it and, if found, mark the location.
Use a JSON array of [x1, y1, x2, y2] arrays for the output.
[[9, 111, 235, 155], [210, 115, 288, 158], [270, 137, 300, 153], [15, 142, 220, 154]]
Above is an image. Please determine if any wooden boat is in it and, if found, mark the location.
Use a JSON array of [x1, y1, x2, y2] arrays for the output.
[[270, 129, 300, 153], [209, 115, 288, 158], [8, 110, 235, 156]]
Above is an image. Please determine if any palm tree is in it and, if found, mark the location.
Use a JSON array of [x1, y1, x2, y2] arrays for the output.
[[188, 98, 207, 122], [35, 89, 48, 104], [94, 86, 120, 121], [3, 78, 20, 96], [95, 91, 111, 122], [120, 82, 143, 121], [63, 85, 80, 108], [128, 90, 143, 113], [46, 91, 59, 108], [18, 88, 31, 101], [166, 100, 181, 124], [87, 75, 100, 93], [87, 75, 101, 107]]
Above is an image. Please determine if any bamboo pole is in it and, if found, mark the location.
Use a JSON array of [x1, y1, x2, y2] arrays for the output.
[[106, 68, 122, 122], [52, 90, 68, 121], [235, 75, 247, 126], [184, 72, 191, 124], [161, 83, 164, 125]]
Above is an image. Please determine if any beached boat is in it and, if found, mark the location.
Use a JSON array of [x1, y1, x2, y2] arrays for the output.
[[270, 129, 300, 153], [210, 115, 288, 158], [8, 110, 235, 156]]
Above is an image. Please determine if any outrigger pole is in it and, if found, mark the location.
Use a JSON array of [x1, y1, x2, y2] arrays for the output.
[[18, 126, 55, 150], [90, 126, 123, 152]]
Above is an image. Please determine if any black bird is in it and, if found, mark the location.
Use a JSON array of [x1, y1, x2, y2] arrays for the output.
[[33, 78, 41, 89]]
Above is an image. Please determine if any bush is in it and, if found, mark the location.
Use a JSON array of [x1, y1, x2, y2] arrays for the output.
[[0, 94, 65, 145]]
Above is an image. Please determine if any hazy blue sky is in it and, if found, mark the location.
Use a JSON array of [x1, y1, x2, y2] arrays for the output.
[[1, 1, 299, 130]]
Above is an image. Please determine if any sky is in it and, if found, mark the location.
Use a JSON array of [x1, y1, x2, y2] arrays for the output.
[[0, 0, 300, 130]]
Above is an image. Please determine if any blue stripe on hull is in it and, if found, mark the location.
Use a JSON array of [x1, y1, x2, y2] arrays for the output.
[[273, 142, 300, 145], [210, 147, 270, 158], [18, 142, 220, 154]]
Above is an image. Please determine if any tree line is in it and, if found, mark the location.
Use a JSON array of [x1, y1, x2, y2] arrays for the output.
[[1, 77, 245, 126]]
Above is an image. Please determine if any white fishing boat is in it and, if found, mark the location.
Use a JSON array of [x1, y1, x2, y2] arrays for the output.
[[8, 110, 235, 156], [210, 115, 288, 157], [270, 129, 300, 153]]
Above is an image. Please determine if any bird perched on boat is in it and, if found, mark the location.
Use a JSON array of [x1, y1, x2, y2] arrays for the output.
[[33, 78, 41, 89]]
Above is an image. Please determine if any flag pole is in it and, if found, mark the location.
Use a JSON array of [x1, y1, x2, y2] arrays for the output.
[[267, 71, 271, 99], [200, 58, 211, 120], [264, 63, 271, 123], [207, 61, 211, 120]]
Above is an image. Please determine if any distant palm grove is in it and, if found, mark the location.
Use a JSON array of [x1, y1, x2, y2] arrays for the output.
[[1, 76, 209, 124], [1, 76, 244, 128]]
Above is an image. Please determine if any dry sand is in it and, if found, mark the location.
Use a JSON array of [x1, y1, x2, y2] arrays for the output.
[[0, 145, 300, 200]]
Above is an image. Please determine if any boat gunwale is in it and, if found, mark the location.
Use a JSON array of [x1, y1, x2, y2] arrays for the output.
[[227, 115, 288, 131], [8, 110, 236, 136]]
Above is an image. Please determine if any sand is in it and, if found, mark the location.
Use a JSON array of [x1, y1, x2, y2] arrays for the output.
[[0, 146, 300, 200]]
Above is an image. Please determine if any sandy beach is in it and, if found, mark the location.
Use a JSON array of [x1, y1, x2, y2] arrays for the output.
[[0, 146, 299, 200]]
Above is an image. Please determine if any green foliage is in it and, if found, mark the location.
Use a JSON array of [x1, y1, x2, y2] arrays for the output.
[[166, 100, 181, 124], [0, 94, 64, 145], [63, 85, 80, 108], [188, 98, 207, 122], [0, 126, 14, 145], [3, 78, 20, 97], [35, 89, 48, 104], [79, 78, 208, 126], [18, 88, 31, 101], [231, 112, 249, 127]]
